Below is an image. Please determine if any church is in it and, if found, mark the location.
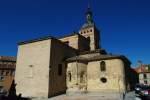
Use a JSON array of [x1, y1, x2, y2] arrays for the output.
[[15, 6, 135, 98]]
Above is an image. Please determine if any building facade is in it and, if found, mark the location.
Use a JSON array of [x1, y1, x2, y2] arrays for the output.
[[0, 56, 16, 95], [15, 6, 135, 98], [134, 64, 150, 85]]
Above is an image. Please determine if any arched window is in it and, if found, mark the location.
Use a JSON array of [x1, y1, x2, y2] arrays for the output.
[[90, 29, 92, 32], [68, 72, 71, 82], [100, 61, 106, 71], [80, 71, 85, 83]]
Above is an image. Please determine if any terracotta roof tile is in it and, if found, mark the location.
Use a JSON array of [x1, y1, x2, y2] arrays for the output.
[[0, 56, 16, 62]]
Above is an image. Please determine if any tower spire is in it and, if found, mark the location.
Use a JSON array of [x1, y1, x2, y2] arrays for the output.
[[85, 0, 94, 25]]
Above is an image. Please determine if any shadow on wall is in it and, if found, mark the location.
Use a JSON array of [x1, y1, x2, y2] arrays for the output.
[[0, 80, 31, 100]]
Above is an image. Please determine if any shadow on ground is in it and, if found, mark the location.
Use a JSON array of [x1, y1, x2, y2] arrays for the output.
[[0, 95, 31, 100], [0, 80, 31, 100]]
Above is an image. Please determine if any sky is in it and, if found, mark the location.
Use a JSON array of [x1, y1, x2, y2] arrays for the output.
[[0, 0, 150, 67]]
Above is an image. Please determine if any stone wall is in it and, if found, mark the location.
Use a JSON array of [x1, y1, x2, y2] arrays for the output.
[[66, 62, 87, 92], [66, 58, 127, 94], [59, 35, 78, 50], [15, 38, 77, 98], [87, 59, 126, 93], [59, 34, 89, 52], [48, 39, 76, 97], [15, 39, 51, 98]]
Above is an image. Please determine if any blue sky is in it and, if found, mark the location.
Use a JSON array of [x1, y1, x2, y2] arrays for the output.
[[0, 0, 150, 67]]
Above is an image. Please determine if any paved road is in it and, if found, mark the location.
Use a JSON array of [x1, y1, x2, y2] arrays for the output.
[[33, 91, 137, 100], [48, 92, 137, 100], [48, 95, 119, 100], [124, 91, 137, 100]]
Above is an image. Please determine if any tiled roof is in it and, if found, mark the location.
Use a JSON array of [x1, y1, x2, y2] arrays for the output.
[[0, 56, 16, 62], [133, 64, 150, 73], [66, 53, 130, 63], [79, 49, 107, 55]]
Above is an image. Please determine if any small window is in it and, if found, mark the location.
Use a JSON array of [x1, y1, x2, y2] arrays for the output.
[[68, 72, 71, 82], [0, 86, 3, 90], [90, 29, 92, 32], [0, 76, 4, 81], [10, 70, 15, 76], [58, 64, 62, 76], [0, 86, 3, 92], [100, 61, 106, 71], [100, 77, 107, 83], [6, 71, 9, 76], [0, 71, 2, 75], [80, 72, 85, 83], [144, 80, 148, 84], [143, 74, 147, 79], [29, 65, 33, 67], [29, 65, 34, 78], [1, 70, 5, 76]]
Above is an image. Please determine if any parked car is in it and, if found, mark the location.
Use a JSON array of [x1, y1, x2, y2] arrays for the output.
[[135, 84, 150, 100], [135, 84, 143, 94], [140, 86, 150, 99]]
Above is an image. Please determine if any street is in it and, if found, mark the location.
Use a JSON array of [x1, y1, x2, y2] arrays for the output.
[[32, 91, 139, 100]]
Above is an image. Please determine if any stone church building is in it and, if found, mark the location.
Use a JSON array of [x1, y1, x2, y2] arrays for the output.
[[15, 6, 135, 98]]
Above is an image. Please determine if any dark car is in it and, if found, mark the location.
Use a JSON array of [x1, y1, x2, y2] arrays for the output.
[[135, 85, 150, 100], [135, 84, 143, 95]]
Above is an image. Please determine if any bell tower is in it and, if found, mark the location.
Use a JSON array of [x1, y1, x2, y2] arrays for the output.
[[79, 4, 100, 51]]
